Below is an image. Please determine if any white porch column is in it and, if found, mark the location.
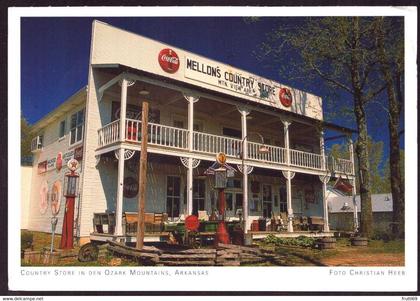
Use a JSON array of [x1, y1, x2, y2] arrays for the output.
[[238, 106, 250, 233], [281, 120, 294, 232], [319, 130, 326, 171], [319, 175, 331, 232], [282, 170, 295, 232], [115, 148, 125, 236], [119, 78, 128, 142], [184, 93, 199, 216], [348, 137, 359, 231], [282, 120, 291, 164]]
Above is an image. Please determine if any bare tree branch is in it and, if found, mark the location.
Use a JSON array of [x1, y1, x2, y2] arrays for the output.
[[309, 62, 354, 94]]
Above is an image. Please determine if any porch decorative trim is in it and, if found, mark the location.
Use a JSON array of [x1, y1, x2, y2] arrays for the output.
[[114, 149, 136, 161], [237, 164, 253, 175], [95, 155, 101, 166], [318, 174, 331, 184], [180, 157, 200, 168], [281, 170, 295, 180]]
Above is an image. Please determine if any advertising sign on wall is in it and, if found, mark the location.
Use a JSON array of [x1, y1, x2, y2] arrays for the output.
[[184, 55, 292, 108]]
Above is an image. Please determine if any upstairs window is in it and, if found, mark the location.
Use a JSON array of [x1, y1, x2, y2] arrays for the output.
[[59, 120, 66, 139], [70, 109, 84, 145]]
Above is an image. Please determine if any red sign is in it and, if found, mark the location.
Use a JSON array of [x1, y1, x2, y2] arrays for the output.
[[185, 215, 199, 232], [56, 152, 63, 171], [37, 161, 47, 174], [279, 88, 293, 107], [158, 48, 180, 74]]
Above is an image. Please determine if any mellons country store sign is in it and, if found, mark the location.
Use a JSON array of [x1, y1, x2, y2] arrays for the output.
[[184, 55, 292, 108]]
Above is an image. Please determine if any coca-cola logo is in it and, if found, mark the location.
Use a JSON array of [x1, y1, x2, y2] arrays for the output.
[[279, 87, 293, 107], [158, 48, 180, 74]]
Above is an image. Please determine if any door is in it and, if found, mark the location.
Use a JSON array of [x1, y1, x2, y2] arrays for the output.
[[235, 193, 243, 214], [262, 184, 273, 218], [192, 179, 205, 216], [167, 176, 181, 219]]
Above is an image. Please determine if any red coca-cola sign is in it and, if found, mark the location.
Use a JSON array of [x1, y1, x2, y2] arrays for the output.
[[158, 48, 180, 74], [279, 87, 293, 107]]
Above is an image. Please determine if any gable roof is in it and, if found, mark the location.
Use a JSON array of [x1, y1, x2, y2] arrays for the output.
[[30, 86, 87, 134], [328, 193, 393, 213]]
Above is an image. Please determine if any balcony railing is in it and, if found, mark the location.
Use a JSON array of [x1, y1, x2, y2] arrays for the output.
[[97, 119, 353, 175], [327, 157, 353, 175], [290, 149, 324, 170], [193, 131, 242, 157]]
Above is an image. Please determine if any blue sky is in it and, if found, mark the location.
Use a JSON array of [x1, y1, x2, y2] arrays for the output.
[[20, 17, 401, 168]]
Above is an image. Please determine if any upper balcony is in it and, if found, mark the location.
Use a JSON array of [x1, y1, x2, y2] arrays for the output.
[[97, 119, 354, 176]]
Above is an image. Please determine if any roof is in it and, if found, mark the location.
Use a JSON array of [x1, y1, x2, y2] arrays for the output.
[[328, 193, 393, 213], [30, 86, 87, 134]]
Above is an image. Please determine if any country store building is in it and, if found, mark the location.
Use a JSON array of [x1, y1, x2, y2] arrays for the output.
[[25, 21, 357, 245]]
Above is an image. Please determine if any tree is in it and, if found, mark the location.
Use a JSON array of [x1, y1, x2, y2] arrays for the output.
[[329, 137, 387, 194], [21, 115, 34, 164], [373, 17, 405, 238], [258, 17, 386, 238]]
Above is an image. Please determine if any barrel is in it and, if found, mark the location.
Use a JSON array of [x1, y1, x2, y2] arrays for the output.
[[317, 237, 336, 249], [351, 237, 368, 246], [251, 220, 259, 232]]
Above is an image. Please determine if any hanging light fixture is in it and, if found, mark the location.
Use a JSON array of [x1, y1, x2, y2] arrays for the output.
[[139, 88, 150, 96]]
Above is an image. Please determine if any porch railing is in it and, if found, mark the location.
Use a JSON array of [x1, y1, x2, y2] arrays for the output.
[[126, 119, 188, 149], [98, 120, 120, 147], [290, 149, 324, 170], [193, 131, 242, 157], [248, 141, 287, 164], [97, 120, 354, 175], [328, 157, 353, 175]]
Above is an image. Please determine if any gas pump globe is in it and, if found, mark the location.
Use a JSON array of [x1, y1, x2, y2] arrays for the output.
[[60, 159, 80, 249]]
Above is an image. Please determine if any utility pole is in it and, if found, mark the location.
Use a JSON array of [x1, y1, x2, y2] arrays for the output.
[[136, 101, 149, 249]]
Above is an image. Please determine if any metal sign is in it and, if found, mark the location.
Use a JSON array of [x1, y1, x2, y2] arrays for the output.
[[158, 48, 180, 74], [51, 181, 62, 216], [67, 159, 79, 171], [216, 152, 226, 165]]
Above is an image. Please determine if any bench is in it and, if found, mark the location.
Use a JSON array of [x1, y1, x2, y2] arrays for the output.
[[123, 212, 168, 235], [309, 216, 324, 231]]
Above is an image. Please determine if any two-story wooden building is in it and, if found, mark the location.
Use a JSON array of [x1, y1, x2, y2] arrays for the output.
[[26, 20, 356, 245]]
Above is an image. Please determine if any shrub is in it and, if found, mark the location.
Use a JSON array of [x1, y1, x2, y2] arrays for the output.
[[371, 230, 391, 242], [21, 231, 33, 250], [263, 234, 316, 248]]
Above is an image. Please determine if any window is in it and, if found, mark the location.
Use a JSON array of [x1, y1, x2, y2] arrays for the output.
[[173, 120, 184, 129], [59, 120, 66, 139], [70, 109, 85, 145], [222, 127, 241, 139], [279, 186, 287, 213], [227, 178, 241, 189], [225, 193, 233, 211], [166, 176, 181, 219], [193, 179, 205, 216]]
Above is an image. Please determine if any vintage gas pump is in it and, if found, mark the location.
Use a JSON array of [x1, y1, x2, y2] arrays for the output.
[[214, 153, 230, 245], [60, 159, 80, 249]]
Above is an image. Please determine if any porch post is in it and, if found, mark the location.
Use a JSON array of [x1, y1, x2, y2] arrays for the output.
[[281, 120, 294, 232], [319, 130, 326, 171], [319, 175, 331, 232], [282, 120, 291, 164], [282, 170, 295, 232], [238, 106, 250, 233], [119, 78, 128, 142], [184, 93, 200, 216], [115, 148, 125, 236], [348, 137, 359, 231]]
